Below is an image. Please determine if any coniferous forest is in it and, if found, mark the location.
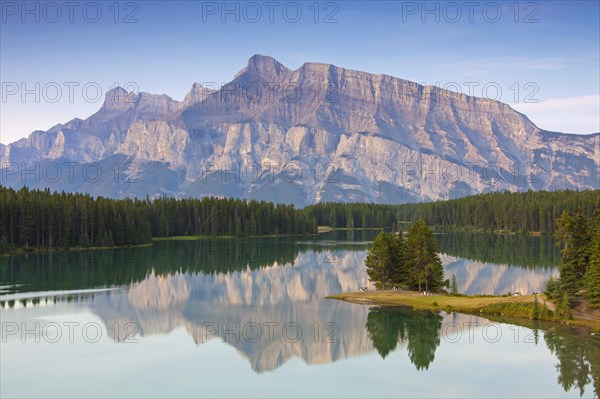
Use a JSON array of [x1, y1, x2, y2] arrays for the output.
[[0, 186, 317, 253], [304, 189, 600, 233], [545, 199, 600, 310], [1, 186, 598, 253]]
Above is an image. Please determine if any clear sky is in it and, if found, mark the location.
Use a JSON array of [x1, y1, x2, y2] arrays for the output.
[[1, 0, 599, 144]]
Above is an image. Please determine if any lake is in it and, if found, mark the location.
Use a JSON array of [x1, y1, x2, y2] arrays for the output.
[[1, 231, 598, 398]]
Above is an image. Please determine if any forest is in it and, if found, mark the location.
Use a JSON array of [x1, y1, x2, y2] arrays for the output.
[[1, 187, 599, 253], [545, 200, 600, 311], [304, 189, 600, 232], [0, 186, 317, 253]]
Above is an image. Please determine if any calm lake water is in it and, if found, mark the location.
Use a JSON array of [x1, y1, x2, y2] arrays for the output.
[[1, 231, 598, 398]]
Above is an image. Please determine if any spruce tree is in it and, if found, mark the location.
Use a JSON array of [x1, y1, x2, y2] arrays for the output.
[[406, 220, 444, 292], [365, 232, 393, 289], [451, 274, 458, 295], [585, 200, 600, 307], [556, 211, 591, 296], [389, 229, 408, 286]]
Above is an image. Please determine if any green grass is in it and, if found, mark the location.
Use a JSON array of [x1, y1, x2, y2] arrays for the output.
[[327, 290, 540, 311]]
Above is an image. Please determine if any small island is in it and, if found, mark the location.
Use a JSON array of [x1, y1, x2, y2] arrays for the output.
[[328, 207, 600, 333]]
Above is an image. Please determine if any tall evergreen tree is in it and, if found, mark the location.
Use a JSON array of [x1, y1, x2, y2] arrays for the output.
[[406, 220, 444, 292], [450, 274, 458, 295], [365, 232, 393, 289], [585, 200, 600, 307], [555, 211, 591, 296], [389, 229, 409, 285]]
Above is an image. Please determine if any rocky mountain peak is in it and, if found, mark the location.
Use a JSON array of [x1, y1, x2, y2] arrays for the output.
[[184, 82, 214, 105], [1, 55, 598, 204], [233, 54, 291, 82], [100, 86, 137, 114]]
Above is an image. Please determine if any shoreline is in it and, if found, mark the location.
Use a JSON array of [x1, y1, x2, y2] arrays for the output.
[[316, 225, 553, 236], [1, 227, 553, 256], [1, 232, 322, 256], [0, 243, 153, 257], [327, 290, 600, 332]]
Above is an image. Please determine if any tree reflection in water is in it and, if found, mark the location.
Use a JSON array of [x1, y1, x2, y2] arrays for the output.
[[366, 306, 442, 370], [367, 306, 599, 397], [544, 325, 599, 398]]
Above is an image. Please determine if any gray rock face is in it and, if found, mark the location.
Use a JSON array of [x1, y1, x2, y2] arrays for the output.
[[1, 55, 598, 205]]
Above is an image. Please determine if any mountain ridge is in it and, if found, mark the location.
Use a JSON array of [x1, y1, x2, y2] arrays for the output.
[[1, 55, 598, 206]]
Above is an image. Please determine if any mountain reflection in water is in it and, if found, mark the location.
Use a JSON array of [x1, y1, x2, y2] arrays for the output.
[[1, 234, 597, 397]]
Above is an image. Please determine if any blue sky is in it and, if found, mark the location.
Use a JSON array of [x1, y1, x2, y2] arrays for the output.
[[1, 0, 599, 144]]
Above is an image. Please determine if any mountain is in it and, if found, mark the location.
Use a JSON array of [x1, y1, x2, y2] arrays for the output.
[[2, 54, 598, 205]]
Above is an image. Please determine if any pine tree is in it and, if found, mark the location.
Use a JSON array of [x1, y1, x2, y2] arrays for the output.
[[389, 229, 408, 287], [406, 220, 444, 292], [556, 211, 591, 296], [556, 291, 572, 319], [365, 232, 393, 289], [0, 214, 6, 254], [451, 274, 458, 295], [158, 213, 169, 237], [585, 200, 600, 307], [82, 231, 91, 247]]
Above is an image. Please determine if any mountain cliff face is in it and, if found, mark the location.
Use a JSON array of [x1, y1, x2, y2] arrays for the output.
[[2, 55, 598, 205]]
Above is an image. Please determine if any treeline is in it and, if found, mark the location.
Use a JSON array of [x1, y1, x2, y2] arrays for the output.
[[304, 190, 600, 233], [0, 187, 317, 252], [147, 196, 316, 238], [0, 187, 152, 251], [545, 199, 600, 311]]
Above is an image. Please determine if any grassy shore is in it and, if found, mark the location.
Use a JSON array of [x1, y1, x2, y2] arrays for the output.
[[0, 243, 153, 257], [327, 290, 600, 332], [2, 232, 320, 255], [153, 232, 320, 241], [317, 226, 388, 233], [316, 225, 550, 236], [152, 235, 233, 241]]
